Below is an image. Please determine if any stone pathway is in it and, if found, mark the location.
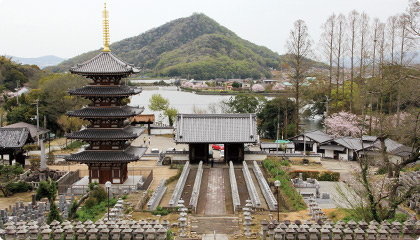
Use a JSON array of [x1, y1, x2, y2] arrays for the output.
[[204, 168, 226, 215], [202, 233, 229, 240], [190, 216, 240, 235]]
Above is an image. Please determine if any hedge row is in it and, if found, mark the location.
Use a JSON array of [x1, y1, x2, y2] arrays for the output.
[[288, 170, 340, 181], [263, 158, 306, 211]]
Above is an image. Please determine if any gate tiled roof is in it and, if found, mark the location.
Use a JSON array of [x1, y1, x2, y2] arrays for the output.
[[174, 114, 258, 143]]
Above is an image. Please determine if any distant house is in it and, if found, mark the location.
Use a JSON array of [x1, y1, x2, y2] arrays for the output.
[[319, 137, 373, 161], [260, 140, 294, 153], [288, 130, 333, 154], [366, 139, 414, 164], [262, 79, 278, 84]]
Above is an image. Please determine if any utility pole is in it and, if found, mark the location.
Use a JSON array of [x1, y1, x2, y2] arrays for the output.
[[16, 80, 19, 105], [34, 99, 40, 145]]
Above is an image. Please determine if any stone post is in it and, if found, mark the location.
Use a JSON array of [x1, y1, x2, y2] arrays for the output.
[[111, 228, 121, 240], [65, 228, 74, 240], [87, 228, 99, 240], [377, 229, 388, 240], [261, 219, 269, 240], [133, 228, 144, 240], [285, 228, 296, 240], [29, 229, 38, 240], [122, 228, 132, 240], [342, 228, 353, 240], [145, 228, 156, 240], [274, 227, 284, 240], [41, 229, 52, 240], [5, 229, 16, 240], [354, 228, 365, 240], [40, 140, 47, 170], [366, 229, 376, 240], [177, 200, 188, 238], [332, 228, 342, 240], [16, 229, 28, 240], [308, 228, 319, 240], [268, 223, 276, 240], [297, 228, 307, 240], [156, 228, 167, 240], [53, 228, 64, 240]]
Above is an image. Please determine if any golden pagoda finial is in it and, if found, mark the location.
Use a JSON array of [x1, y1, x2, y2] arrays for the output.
[[102, 2, 110, 52]]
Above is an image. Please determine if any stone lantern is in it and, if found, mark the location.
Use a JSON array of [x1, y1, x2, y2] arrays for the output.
[[261, 219, 269, 240], [41, 228, 52, 240], [53, 228, 64, 240], [145, 227, 156, 240], [354, 227, 365, 240]]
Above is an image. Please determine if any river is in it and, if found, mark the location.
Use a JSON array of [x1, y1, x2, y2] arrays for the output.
[[130, 86, 323, 131]]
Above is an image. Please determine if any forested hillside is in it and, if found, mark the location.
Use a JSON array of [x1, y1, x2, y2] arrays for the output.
[[48, 13, 290, 79]]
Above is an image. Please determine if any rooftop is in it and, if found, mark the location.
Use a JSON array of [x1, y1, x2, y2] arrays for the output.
[[2, 122, 49, 138], [66, 126, 145, 140], [69, 52, 140, 76], [67, 106, 144, 118], [68, 85, 142, 97], [174, 114, 258, 143], [65, 146, 147, 163], [289, 130, 332, 144], [0, 127, 33, 148]]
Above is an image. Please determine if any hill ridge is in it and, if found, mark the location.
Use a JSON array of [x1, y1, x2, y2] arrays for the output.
[[48, 13, 323, 79]]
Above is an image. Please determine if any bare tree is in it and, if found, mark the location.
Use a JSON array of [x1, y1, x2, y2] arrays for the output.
[[368, 18, 381, 135], [404, 0, 420, 38], [320, 13, 336, 115], [334, 14, 346, 111], [348, 10, 359, 113], [387, 15, 398, 64], [285, 20, 313, 135]]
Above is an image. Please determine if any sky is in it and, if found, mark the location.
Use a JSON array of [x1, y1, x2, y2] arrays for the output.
[[0, 0, 410, 59]]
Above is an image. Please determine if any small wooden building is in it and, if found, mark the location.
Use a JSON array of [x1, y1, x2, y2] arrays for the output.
[[0, 127, 34, 167], [174, 114, 259, 164]]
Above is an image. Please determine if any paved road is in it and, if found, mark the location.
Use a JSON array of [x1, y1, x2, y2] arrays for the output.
[[321, 159, 359, 182], [205, 168, 226, 215]]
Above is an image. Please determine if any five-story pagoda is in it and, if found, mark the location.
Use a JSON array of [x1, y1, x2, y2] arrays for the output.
[[65, 3, 146, 184]]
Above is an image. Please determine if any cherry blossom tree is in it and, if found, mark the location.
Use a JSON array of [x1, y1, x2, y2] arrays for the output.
[[252, 84, 265, 92], [192, 82, 208, 89], [324, 111, 364, 137], [272, 83, 286, 91], [182, 82, 194, 88]]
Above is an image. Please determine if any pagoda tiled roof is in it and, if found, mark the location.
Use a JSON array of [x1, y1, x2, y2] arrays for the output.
[[65, 146, 147, 163], [68, 85, 142, 96], [69, 52, 140, 76], [67, 106, 144, 118], [66, 126, 145, 140]]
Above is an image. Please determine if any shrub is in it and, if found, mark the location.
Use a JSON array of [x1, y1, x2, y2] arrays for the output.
[[263, 158, 306, 211], [91, 186, 107, 203], [47, 152, 55, 165], [47, 202, 62, 224], [29, 157, 40, 170], [7, 181, 33, 193], [76, 198, 117, 222], [151, 206, 170, 216], [23, 144, 40, 151], [36, 179, 58, 202], [166, 165, 183, 185], [84, 197, 97, 209], [69, 200, 78, 219], [122, 195, 127, 200], [288, 170, 340, 182]]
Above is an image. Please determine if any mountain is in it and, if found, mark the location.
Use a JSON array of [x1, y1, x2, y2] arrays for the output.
[[8, 55, 67, 69], [48, 13, 323, 79]]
